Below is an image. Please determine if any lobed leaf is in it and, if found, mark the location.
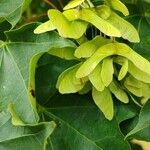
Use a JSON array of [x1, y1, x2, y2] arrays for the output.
[[0, 111, 56, 150]]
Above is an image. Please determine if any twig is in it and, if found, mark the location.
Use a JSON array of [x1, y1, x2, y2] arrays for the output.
[[43, 0, 58, 9], [57, 0, 64, 9], [26, 13, 47, 23]]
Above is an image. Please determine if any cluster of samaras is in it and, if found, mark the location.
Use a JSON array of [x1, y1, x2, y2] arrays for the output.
[[34, 0, 150, 120]]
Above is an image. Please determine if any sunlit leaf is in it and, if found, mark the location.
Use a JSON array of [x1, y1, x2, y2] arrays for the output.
[[92, 87, 114, 120], [101, 57, 114, 87], [88, 63, 105, 91]]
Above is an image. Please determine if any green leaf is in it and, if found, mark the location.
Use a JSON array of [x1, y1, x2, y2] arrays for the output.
[[43, 94, 136, 149], [0, 23, 76, 123], [57, 64, 86, 94], [34, 20, 56, 34], [88, 63, 105, 91], [35, 54, 78, 106], [75, 36, 111, 58], [105, 12, 140, 42], [106, 0, 129, 16], [76, 43, 150, 78], [126, 100, 150, 140], [101, 57, 114, 87], [0, 0, 31, 28], [0, 111, 56, 150], [109, 81, 129, 103], [63, 0, 85, 10], [92, 87, 114, 120], [127, 16, 150, 60], [78, 81, 92, 94], [48, 9, 88, 39]]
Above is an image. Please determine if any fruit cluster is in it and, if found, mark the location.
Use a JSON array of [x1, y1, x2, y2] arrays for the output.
[[34, 0, 150, 120]]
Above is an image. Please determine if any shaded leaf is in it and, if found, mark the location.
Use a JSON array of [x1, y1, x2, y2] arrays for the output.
[[35, 54, 78, 106], [126, 100, 150, 141], [43, 94, 137, 149], [0, 23, 76, 123], [0, 111, 56, 150], [0, 0, 31, 28]]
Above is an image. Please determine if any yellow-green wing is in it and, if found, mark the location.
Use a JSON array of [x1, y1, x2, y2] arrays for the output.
[[63, 0, 85, 10], [101, 57, 114, 87], [88, 63, 105, 91], [48, 9, 88, 39], [92, 87, 114, 120], [109, 81, 129, 103], [34, 20, 56, 34], [75, 36, 111, 58]]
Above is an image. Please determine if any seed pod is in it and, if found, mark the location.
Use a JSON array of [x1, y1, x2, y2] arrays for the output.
[[92, 87, 114, 120], [109, 81, 129, 103], [101, 57, 114, 87], [96, 5, 111, 20], [88, 63, 105, 91]]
